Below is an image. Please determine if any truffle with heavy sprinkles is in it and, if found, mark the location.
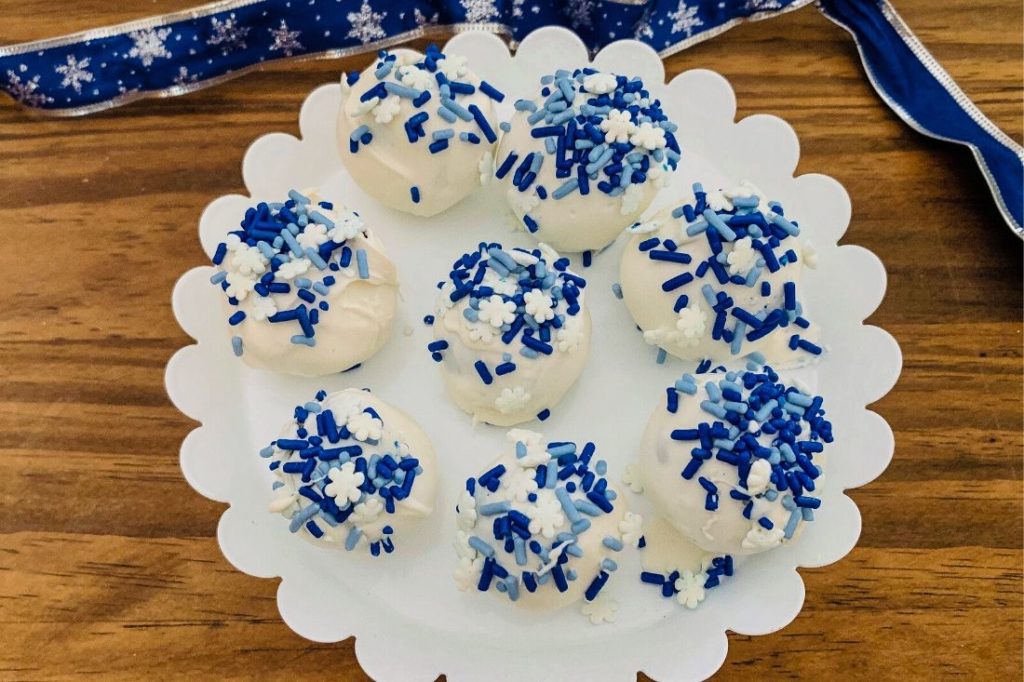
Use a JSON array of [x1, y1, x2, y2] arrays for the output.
[[338, 45, 501, 217], [427, 242, 591, 426], [636, 360, 833, 555], [494, 68, 679, 252], [209, 188, 398, 376], [263, 388, 437, 555], [454, 430, 641, 613], [619, 181, 823, 364]]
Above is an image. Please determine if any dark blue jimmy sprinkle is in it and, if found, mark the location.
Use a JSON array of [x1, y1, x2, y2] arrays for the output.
[[536, 409, 551, 421], [474, 360, 493, 385], [582, 250, 592, 268], [410, 186, 420, 203], [479, 81, 505, 102]]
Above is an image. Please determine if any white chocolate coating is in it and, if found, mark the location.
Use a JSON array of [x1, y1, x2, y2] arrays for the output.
[[266, 388, 437, 555], [454, 430, 637, 611], [215, 191, 398, 377], [430, 244, 590, 426], [337, 48, 498, 217], [620, 182, 821, 364], [494, 69, 677, 252], [636, 370, 829, 556]]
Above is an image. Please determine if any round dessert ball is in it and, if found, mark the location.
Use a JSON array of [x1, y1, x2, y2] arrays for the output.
[[494, 68, 679, 252], [427, 242, 591, 426], [636, 363, 833, 556], [210, 188, 398, 377], [453, 429, 641, 611], [337, 45, 503, 217], [262, 388, 437, 556], [619, 181, 823, 365]]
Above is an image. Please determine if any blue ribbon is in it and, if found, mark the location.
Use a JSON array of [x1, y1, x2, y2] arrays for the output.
[[1, 0, 1020, 235], [820, 0, 1023, 236]]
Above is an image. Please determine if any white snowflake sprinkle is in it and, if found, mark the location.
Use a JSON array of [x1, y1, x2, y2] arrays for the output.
[[276, 257, 311, 280], [581, 596, 618, 624], [600, 109, 636, 144], [556, 316, 583, 353], [225, 272, 255, 301], [495, 386, 531, 414], [621, 463, 644, 493], [327, 212, 365, 242], [296, 223, 329, 251], [726, 236, 758, 276], [618, 511, 644, 546], [676, 305, 708, 346], [477, 295, 517, 328], [582, 72, 617, 95], [347, 411, 383, 442], [674, 569, 707, 608], [527, 496, 564, 538], [438, 54, 469, 79], [629, 121, 667, 150], [249, 296, 278, 321], [454, 556, 484, 591], [456, 489, 477, 530], [523, 290, 555, 322], [350, 496, 384, 527], [324, 461, 365, 506], [502, 468, 539, 502], [398, 64, 433, 90], [372, 94, 401, 123]]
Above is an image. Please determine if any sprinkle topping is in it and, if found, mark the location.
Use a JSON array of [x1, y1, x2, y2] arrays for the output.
[[428, 242, 587, 372], [666, 361, 833, 549], [210, 189, 371, 353], [454, 431, 631, 604], [264, 391, 428, 556], [498, 68, 679, 232], [637, 181, 819, 358]]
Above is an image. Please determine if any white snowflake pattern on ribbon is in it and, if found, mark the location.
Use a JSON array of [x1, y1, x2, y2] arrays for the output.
[[269, 20, 303, 57], [668, 1, 704, 37], [4, 70, 52, 106], [207, 15, 251, 54], [54, 55, 93, 94], [127, 28, 172, 67], [346, 1, 387, 44], [460, 0, 500, 23]]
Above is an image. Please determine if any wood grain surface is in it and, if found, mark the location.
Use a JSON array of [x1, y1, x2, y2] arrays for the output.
[[1, 1, 1021, 679]]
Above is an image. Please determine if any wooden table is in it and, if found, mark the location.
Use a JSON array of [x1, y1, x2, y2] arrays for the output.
[[2, 1, 1021, 679]]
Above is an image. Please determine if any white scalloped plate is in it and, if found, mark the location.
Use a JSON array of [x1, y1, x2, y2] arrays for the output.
[[167, 27, 900, 682]]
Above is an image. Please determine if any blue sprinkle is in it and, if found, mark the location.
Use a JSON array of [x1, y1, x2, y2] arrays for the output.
[[231, 336, 243, 356], [410, 186, 420, 203], [356, 249, 370, 279]]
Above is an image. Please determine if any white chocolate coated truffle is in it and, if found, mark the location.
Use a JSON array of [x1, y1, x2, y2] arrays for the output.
[[454, 430, 639, 611], [620, 181, 822, 365], [263, 388, 438, 556], [211, 189, 398, 377], [428, 243, 590, 426], [637, 365, 833, 556], [494, 68, 678, 252], [337, 46, 500, 216]]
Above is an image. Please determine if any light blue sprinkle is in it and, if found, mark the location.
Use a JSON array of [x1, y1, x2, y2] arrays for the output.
[[595, 460, 607, 475], [210, 271, 227, 284], [802, 507, 815, 521], [272, 481, 284, 489], [468, 536, 496, 557], [479, 501, 512, 515], [288, 189, 310, 204], [312, 282, 329, 295], [701, 284, 718, 307], [705, 382, 722, 402], [601, 558, 618, 572], [309, 210, 335, 228], [295, 277, 312, 289], [675, 379, 697, 395], [345, 526, 362, 550], [571, 518, 591, 534], [700, 400, 727, 419], [432, 128, 455, 140], [552, 178, 579, 199], [781, 494, 796, 511], [440, 97, 473, 120], [574, 499, 603, 516], [259, 445, 275, 458], [556, 487, 583, 522], [257, 241, 275, 259], [602, 536, 623, 551], [656, 348, 667, 364], [514, 536, 527, 565], [514, 99, 537, 112], [463, 308, 479, 322], [527, 108, 547, 125], [384, 81, 421, 99], [437, 106, 457, 123], [291, 335, 316, 347], [305, 248, 328, 270], [606, 489, 617, 501], [349, 124, 370, 142], [356, 249, 370, 279], [520, 347, 539, 359], [281, 228, 302, 254], [770, 212, 800, 236], [499, 121, 511, 132], [565, 544, 584, 558], [304, 401, 322, 413], [516, 441, 528, 458], [783, 509, 801, 539], [231, 336, 243, 356], [731, 321, 747, 355], [544, 137, 557, 154], [764, 488, 778, 501]]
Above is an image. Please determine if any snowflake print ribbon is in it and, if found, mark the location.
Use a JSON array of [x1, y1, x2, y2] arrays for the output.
[[0, 0, 1018, 233]]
